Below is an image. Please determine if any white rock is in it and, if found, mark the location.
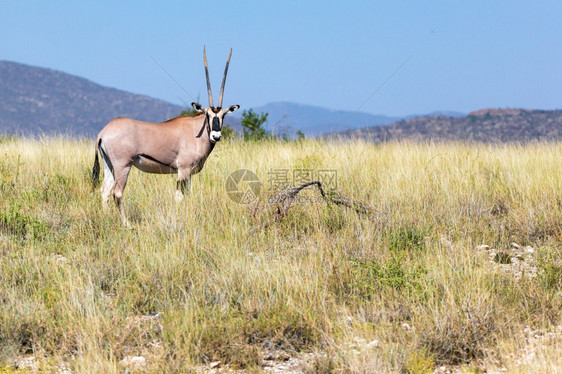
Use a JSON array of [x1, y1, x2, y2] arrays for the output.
[[14, 356, 37, 369], [525, 351, 536, 361], [440, 237, 453, 248], [120, 356, 147, 368], [525, 246, 535, 253], [209, 361, 221, 368], [401, 322, 412, 331], [366, 339, 380, 348], [511, 242, 521, 249], [53, 254, 68, 264], [353, 337, 367, 345], [476, 244, 490, 250]]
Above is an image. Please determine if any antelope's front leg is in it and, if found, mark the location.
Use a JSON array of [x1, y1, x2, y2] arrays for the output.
[[175, 169, 192, 202]]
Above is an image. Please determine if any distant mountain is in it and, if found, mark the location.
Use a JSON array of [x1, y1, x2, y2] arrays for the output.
[[1, 61, 396, 138], [334, 108, 562, 142], [404, 110, 465, 119], [241, 101, 400, 136], [6, 60, 518, 141], [0, 60, 187, 137]]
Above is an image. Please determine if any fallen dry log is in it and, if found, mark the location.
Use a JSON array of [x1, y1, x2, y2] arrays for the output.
[[252, 181, 384, 231]]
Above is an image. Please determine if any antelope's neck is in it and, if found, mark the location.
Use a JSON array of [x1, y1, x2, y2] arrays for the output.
[[195, 117, 215, 156]]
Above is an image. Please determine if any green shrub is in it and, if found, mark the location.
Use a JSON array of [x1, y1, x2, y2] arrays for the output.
[[539, 262, 562, 291], [403, 348, 435, 374], [348, 256, 427, 300], [387, 224, 427, 252], [0, 206, 48, 240]]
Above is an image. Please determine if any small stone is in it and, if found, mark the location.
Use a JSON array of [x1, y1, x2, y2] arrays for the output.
[[440, 237, 453, 248], [525, 246, 535, 253], [54, 254, 68, 264], [511, 242, 521, 249], [366, 339, 380, 348], [515, 254, 525, 261], [209, 361, 221, 368], [401, 322, 412, 331], [476, 244, 490, 250], [120, 356, 147, 368], [353, 337, 367, 345], [14, 356, 37, 370]]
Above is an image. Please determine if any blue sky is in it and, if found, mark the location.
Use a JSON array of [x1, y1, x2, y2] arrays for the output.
[[1, 1, 561, 116]]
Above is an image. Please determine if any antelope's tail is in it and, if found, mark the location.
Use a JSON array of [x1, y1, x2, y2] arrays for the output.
[[92, 138, 101, 190]]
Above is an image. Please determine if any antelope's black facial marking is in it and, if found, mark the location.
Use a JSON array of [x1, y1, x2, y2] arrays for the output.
[[212, 117, 221, 132], [207, 108, 223, 143]]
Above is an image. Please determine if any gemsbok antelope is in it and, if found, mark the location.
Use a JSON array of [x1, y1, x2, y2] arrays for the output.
[[92, 47, 239, 227]]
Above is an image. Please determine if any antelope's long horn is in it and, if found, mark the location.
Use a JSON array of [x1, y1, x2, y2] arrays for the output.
[[203, 46, 214, 107], [218, 48, 232, 108]]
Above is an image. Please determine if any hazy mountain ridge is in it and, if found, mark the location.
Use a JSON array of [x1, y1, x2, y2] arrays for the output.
[[5, 60, 559, 142], [0, 61, 391, 137], [0, 60, 186, 136], [245, 101, 400, 135], [334, 108, 562, 143]]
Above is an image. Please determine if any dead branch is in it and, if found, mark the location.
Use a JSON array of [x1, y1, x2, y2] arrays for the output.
[[252, 181, 384, 231]]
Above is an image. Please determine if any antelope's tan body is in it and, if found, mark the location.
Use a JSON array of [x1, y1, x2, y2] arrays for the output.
[[92, 47, 239, 227]]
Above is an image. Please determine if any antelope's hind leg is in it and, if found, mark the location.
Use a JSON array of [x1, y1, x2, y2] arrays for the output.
[[100, 155, 115, 210], [112, 163, 133, 228]]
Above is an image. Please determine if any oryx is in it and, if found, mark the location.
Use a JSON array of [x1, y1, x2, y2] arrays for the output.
[[92, 47, 239, 228]]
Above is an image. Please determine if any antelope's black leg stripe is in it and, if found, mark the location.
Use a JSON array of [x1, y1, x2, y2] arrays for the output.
[[138, 154, 176, 169], [98, 139, 114, 176]]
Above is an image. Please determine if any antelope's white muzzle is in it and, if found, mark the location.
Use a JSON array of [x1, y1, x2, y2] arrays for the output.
[[210, 131, 222, 143]]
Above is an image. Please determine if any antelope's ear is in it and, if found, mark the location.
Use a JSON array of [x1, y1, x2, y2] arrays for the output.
[[227, 105, 240, 114], [191, 102, 205, 112]]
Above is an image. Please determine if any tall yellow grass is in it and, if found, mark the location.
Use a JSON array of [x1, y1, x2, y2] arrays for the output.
[[0, 136, 561, 373]]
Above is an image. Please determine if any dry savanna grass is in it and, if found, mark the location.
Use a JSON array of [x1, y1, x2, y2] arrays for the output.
[[0, 136, 561, 373]]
